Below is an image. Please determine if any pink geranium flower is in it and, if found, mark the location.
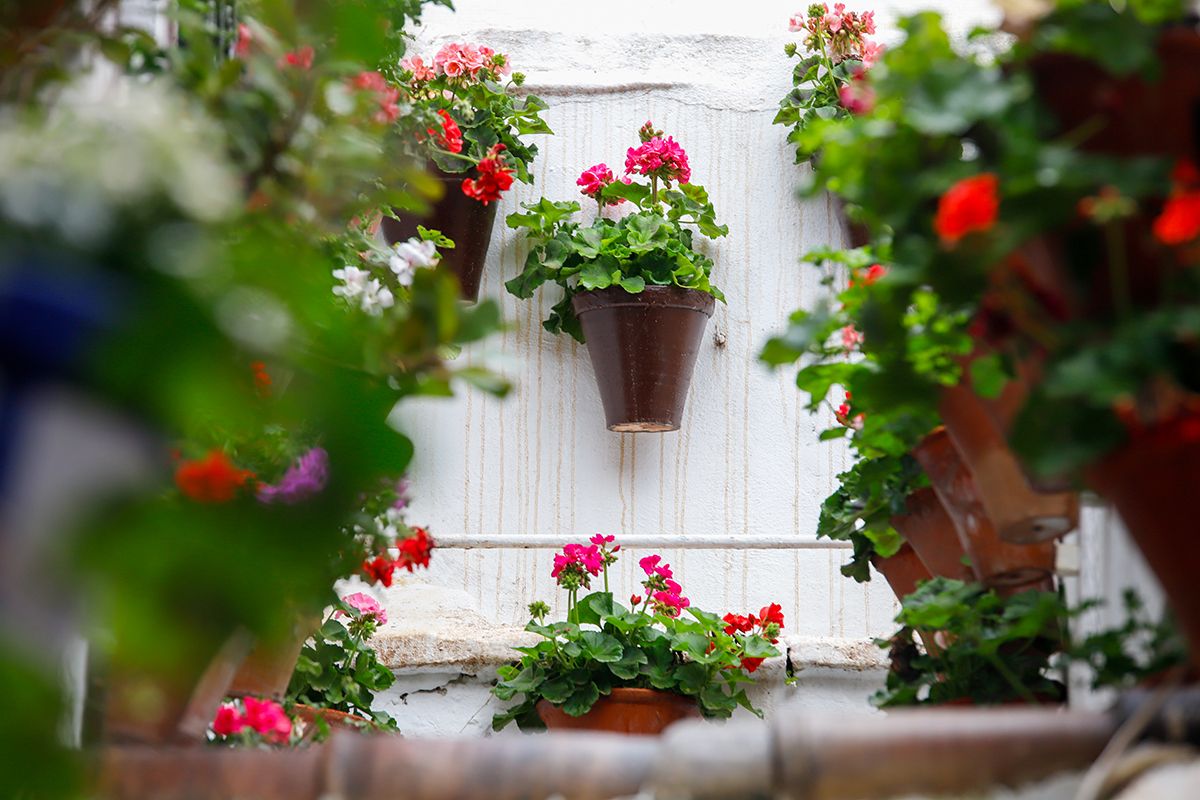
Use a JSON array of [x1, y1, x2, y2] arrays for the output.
[[242, 697, 292, 744], [212, 703, 245, 737], [280, 45, 314, 71], [625, 134, 692, 185], [401, 55, 436, 82], [338, 592, 388, 626]]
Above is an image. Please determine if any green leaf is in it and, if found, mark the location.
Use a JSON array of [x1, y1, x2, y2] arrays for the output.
[[618, 275, 646, 293], [561, 682, 601, 717], [579, 259, 613, 290], [608, 646, 649, 680], [538, 676, 575, 704], [674, 661, 708, 694], [579, 631, 624, 663]]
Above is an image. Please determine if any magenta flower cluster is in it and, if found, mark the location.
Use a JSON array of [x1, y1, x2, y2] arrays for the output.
[[256, 447, 329, 505], [551, 541, 604, 590], [638, 554, 691, 617], [576, 163, 631, 206], [624, 131, 692, 185]]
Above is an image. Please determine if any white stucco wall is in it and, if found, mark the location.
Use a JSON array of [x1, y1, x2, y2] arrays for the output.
[[370, 0, 1167, 767]]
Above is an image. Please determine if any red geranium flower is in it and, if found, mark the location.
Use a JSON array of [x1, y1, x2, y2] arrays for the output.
[[175, 451, 254, 503], [934, 173, 1000, 245], [251, 361, 271, 398], [740, 657, 765, 673], [280, 45, 314, 71], [396, 526, 434, 572], [362, 555, 397, 587], [461, 144, 514, 205], [758, 602, 785, 629], [428, 110, 463, 154], [722, 612, 756, 635], [1153, 191, 1200, 245]]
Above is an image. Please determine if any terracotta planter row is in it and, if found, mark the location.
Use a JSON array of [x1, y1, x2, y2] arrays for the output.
[[537, 687, 699, 735], [386, 172, 715, 434]]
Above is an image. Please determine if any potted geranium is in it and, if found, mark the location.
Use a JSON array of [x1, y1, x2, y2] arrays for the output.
[[774, 3, 882, 247], [873, 578, 1067, 708], [492, 536, 783, 734], [505, 122, 728, 432], [379, 43, 553, 300], [779, 5, 1200, 665]]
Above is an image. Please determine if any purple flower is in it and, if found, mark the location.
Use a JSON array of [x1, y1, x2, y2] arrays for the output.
[[392, 476, 411, 510], [257, 447, 329, 504]]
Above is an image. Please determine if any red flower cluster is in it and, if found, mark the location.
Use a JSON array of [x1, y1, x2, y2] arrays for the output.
[[361, 526, 435, 587], [1153, 160, 1200, 246], [722, 603, 785, 673], [251, 361, 271, 398], [280, 45, 314, 71], [428, 110, 464, 154], [175, 451, 254, 503], [834, 390, 864, 430], [848, 263, 887, 288], [461, 144, 514, 204], [350, 71, 401, 124], [934, 173, 1000, 245]]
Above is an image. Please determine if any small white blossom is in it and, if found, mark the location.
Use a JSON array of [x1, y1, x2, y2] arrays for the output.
[[360, 279, 394, 315], [332, 265, 370, 300], [388, 237, 440, 287]]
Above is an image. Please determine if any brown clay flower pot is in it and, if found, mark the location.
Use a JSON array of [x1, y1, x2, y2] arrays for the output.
[[938, 376, 1079, 544], [1028, 28, 1200, 162], [870, 543, 933, 602], [1087, 412, 1200, 670], [912, 428, 1056, 590], [228, 614, 320, 700], [891, 488, 976, 582], [381, 169, 498, 302], [293, 704, 375, 735], [572, 286, 715, 432], [536, 687, 699, 735]]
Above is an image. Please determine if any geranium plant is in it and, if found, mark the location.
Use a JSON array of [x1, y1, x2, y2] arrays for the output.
[[492, 536, 783, 730], [287, 593, 398, 729], [505, 122, 728, 340], [391, 42, 552, 204], [874, 578, 1067, 708], [774, 3, 883, 163]]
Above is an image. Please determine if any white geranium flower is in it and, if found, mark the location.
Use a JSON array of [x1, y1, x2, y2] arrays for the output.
[[389, 237, 440, 287], [332, 265, 370, 299], [359, 279, 395, 316]]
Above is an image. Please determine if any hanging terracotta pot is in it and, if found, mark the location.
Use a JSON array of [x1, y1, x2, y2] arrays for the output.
[[912, 428, 1056, 590], [1028, 28, 1200, 162], [536, 687, 699, 735], [380, 169, 498, 302], [572, 286, 715, 432], [1087, 412, 1200, 670], [870, 543, 933, 602], [938, 373, 1078, 544], [228, 614, 320, 700], [891, 488, 976, 582], [293, 704, 375, 736]]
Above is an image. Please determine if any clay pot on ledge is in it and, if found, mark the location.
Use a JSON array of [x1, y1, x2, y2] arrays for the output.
[[227, 614, 321, 700], [912, 428, 1056, 591], [1087, 411, 1200, 670], [890, 488, 976, 582], [537, 687, 699, 735], [381, 169, 498, 302], [572, 285, 715, 433], [938, 371, 1079, 544]]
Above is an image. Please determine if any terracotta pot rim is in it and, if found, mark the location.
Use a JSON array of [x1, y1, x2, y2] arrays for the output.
[[572, 285, 717, 316]]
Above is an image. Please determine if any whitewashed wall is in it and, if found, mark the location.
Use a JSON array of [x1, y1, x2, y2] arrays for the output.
[[374, 0, 1166, 756], [391, 0, 1002, 637]]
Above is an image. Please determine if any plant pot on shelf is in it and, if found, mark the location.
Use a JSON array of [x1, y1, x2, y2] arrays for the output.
[[890, 488, 976, 582], [293, 704, 375, 735], [938, 375, 1079, 544], [912, 428, 1056, 590], [572, 286, 715, 433], [381, 169, 498, 302], [228, 614, 320, 700], [536, 687, 699, 735], [1087, 412, 1200, 670]]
